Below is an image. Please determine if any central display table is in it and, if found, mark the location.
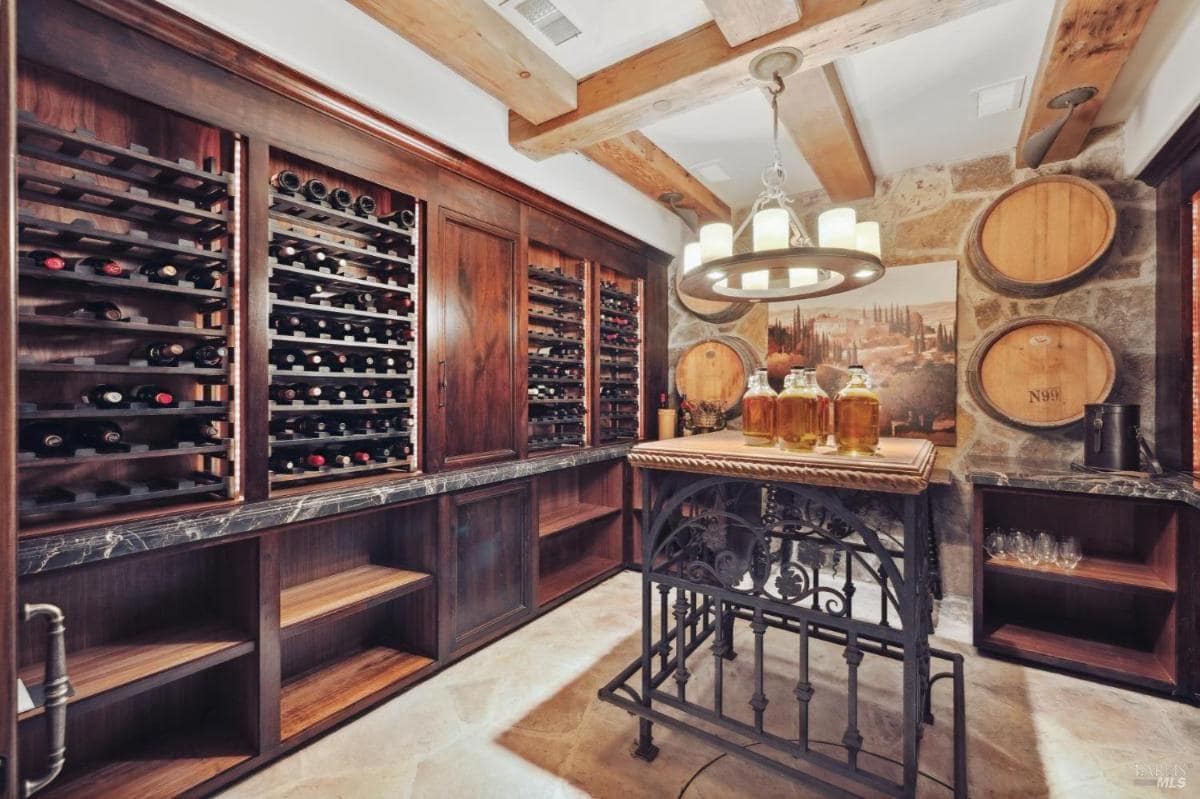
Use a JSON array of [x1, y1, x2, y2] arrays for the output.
[[599, 431, 965, 798]]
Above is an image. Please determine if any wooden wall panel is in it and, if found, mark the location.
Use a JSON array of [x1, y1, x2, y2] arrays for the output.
[[1, 0, 16, 792]]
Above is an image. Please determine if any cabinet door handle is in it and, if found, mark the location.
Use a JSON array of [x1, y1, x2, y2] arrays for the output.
[[438, 360, 447, 408], [22, 603, 68, 798]]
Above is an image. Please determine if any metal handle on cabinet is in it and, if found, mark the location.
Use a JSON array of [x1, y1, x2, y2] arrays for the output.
[[438, 360, 447, 408], [22, 603, 68, 798]]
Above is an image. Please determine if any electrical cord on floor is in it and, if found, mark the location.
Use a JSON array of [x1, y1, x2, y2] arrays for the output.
[[676, 737, 955, 798]]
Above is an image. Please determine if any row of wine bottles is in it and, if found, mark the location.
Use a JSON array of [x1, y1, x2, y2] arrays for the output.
[[599, 312, 635, 328], [270, 347, 413, 372], [24, 251, 224, 289], [270, 244, 414, 284], [269, 440, 411, 473], [530, 325, 583, 342], [600, 386, 637, 400], [274, 280, 415, 314], [530, 365, 583, 381], [271, 170, 415, 228], [529, 434, 583, 447], [270, 311, 413, 342], [270, 382, 411, 403], [529, 285, 583, 304], [128, 342, 226, 368], [528, 384, 584, 401], [20, 418, 221, 456], [271, 414, 410, 436], [600, 331, 640, 347], [80, 383, 186, 408], [532, 344, 584, 360], [530, 405, 584, 421]]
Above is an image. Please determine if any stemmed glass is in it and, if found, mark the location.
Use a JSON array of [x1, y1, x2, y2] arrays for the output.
[[984, 527, 1008, 560], [1009, 530, 1035, 565], [1033, 531, 1058, 566], [1056, 536, 1083, 569]]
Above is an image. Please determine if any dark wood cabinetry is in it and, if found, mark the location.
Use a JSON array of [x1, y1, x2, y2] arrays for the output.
[[442, 482, 534, 655]]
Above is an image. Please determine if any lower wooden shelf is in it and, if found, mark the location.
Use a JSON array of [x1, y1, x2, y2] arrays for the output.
[[18, 621, 253, 721], [39, 725, 251, 799], [280, 647, 435, 740], [539, 503, 620, 538], [280, 564, 433, 637], [538, 555, 620, 606], [983, 555, 1173, 593], [979, 622, 1174, 688]]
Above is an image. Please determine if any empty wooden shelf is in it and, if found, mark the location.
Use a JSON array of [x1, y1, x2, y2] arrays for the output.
[[280, 564, 433, 636], [538, 502, 620, 538]]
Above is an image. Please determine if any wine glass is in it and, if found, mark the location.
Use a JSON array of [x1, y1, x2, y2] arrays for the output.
[[984, 528, 1007, 560], [1009, 530, 1035, 565], [1034, 531, 1058, 567], [1057, 536, 1083, 569]]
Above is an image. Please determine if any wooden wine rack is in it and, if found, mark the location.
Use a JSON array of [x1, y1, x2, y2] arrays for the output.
[[597, 266, 643, 443], [265, 150, 420, 490], [527, 244, 588, 454], [14, 108, 236, 530]]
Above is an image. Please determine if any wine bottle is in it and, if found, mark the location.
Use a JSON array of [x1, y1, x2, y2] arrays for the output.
[[26, 250, 67, 271], [371, 385, 397, 402], [270, 384, 299, 402], [328, 418, 350, 435], [302, 350, 325, 370], [379, 209, 416, 228], [130, 385, 175, 407], [269, 244, 299, 264], [189, 344, 226, 368], [315, 349, 349, 370], [269, 452, 299, 473], [303, 451, 327, 468], [74, 256, 124, 277], [73, 301, 124, 322], [301, 178, 328, 203], [20, 422, 69, 456], [298, 417, 328, 436], [134, 342, 185, 366], [186, 266, 222, 290], [82, 384, 126, 408], [297, 383, 324, 401], [269, 170, 302, 194], [270, 347, 306, 368], [76, 420, 123, 448], [271, 313, 303, 334], [354, 194, 377, 217], [347, 447, 373, 465], [302, 251, 330, 271], [139, 262, 180, 283], [178, 418, 221, 443], [269, 417, 296, 436], [302, 316, 331, 337], [325, 447, 353, 467], [379, 295, 415, 314], [330, 320, 356, 338], [277, 281, 319, 300], [327, 187, 354, 210], [330, 291, 367, 309], [342, 384, 372, 401]]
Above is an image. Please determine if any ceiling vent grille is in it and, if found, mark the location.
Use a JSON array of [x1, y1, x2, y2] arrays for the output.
[[512, 0, 581, 46]]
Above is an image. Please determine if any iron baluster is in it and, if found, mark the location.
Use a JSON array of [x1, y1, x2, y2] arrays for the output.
[[795, 622, 813, 752], [673, 591, 692, 701], [658, 583, 671, 672], [712, 598, 726, 717], [843, 631, 864, 771], [750, 607, 769, 734]]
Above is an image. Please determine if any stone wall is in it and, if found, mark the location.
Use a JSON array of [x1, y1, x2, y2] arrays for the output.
[[666, 126, 1158, 599]]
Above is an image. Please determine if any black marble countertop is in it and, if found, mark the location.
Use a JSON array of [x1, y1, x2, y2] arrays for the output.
[[966, 456, 1200, 510], [19, 444, 634, 577]]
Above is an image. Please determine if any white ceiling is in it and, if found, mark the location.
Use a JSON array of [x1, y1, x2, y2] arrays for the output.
[[493, 0, 1184, 209]]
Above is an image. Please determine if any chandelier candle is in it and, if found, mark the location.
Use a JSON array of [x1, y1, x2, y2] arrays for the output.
[[742, 367, 777, 446], [834, 365, 880, 456]]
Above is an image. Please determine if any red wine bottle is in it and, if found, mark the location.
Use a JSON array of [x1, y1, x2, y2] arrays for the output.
[[134, 342, 185, 366], [73, 301, 124, 322], [269, 452, 300, 472], [270, 384, 299, 402], [371, 385, 397, 402], [301, 178, 328, 203], [303, 316, 331, 337], [131, 385, 176, 407], [186, 267, 222, 290], [379, 209, 416, 228], [302, 451, 329, 468], [327, 187, 354, 211], [74, 256, 124, 277], [270, 348, 306, 368], [302, 251, 330, 271], [178, 418, 221, 443], [270, 170, 302, 194], [26, 250, 67, 271], [82, 384, 126, 408], [139, 262, 180, 283], [20, 422, 69, 456], [271, 313, 303, 334], [296, 383, 324, 401], [77, 420, 123, 448], [298, 417, 328, 436], [379, 295, 415, 314], [189, 344, 225, 368], [342, 384, 372, 401], [348, 447, 373, 465], [315, 350, 348, 370], [354, 194, 377, 217], [269, 244, 299, 264]]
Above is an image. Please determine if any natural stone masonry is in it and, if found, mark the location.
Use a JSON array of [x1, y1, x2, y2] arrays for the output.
[[667, 125, 1157, 598]]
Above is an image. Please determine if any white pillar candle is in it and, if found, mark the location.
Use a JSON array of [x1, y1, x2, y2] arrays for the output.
[[752, 207, 790, 252], [682, 241, 702, 274], [855, 221, 881, 257], [818, 207, 857, 249], [789, 268, 819, 287], [741, 270, 770, 291], [699, 222, 733, 262]]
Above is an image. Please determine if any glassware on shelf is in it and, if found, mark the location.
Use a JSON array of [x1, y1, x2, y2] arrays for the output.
[[741, 367, 777, 447], [1056, 536, 1083, 569], [984, 528, 1008, 559], [834, 364, 880, 456], [1008, 530, 1035, 565], [1033, 531, 1058, 566]]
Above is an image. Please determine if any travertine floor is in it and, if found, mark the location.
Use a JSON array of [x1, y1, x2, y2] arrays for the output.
[[220, 571, 1199, 798]]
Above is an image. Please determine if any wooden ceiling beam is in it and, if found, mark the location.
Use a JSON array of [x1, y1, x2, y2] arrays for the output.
[[582, 132, 730, 223], [510, 0, 1007, 160], [774, 63, 875, 201], [1017, 0, 1158, 167], [702, 0, 801, 47], [345, 0, 577, 125]]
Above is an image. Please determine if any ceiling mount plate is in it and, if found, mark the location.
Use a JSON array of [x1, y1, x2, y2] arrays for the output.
[[1048, 86, 1097, 109], [749, 47, 803, 82]]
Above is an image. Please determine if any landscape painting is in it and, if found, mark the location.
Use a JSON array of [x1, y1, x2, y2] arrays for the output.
[[767, 260, 958, 445]]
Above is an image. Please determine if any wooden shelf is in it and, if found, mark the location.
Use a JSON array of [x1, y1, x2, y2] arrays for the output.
[[270, 332, 411, 352], [268, 367, 408, 382], [19, 475, 227, 517], [18, 441, 226, 469], [271, 222, 412, 269], [19, 314, 226, 339], [19, 214, 227, 267], [269, 190, 414, 243], [38, 725, 250, 799], [281, 647, 434, 740], [269, 457, 412, 484], [270, 260, 411, 294], [19, 401, 226, 420], [539, 503, 620, 539], [983, 555, 1173, 593], [269, 400, 411, 415], [528, 291, 583, 310], [538, 555, 620, 606], [272, 297, 410, 323], [529, 311, 583, 326], [18, 621, 252, 721], [17, 263, 226, 300], [980, 622, 1174, 687], [529, 332, 584, 346], [280, 564, 433, 636], [19, 361, 225, 377], [270, 430, 410, 449]]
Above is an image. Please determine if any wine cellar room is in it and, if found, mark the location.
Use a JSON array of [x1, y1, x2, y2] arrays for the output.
[[3, 1, 1200, 798]]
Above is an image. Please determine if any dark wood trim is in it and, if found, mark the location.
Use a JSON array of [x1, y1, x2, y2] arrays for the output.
[[0, 0, 17, 793], [1155, 168, 1193, 471], [69, 0, 670, 266], [242, 137, 271, 501], [1139, 102, 1200, 188], [256, 532, 281, 753], [643, 257, 669, 438]]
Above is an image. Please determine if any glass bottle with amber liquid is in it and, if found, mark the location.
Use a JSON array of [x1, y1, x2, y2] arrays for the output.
[[742, 367, 777, 446], [778, 367, 825, 451], [834, 364, 880, 456], [806, 367, 831, 447]]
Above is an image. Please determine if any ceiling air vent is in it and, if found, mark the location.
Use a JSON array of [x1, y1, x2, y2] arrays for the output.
[[512, 0, 581, 46]]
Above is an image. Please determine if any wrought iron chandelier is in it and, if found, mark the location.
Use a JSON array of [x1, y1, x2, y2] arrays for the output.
[[678, 48, 886, 303]]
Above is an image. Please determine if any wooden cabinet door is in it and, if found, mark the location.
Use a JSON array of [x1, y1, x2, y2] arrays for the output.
[[428, 209, 520, 470], [442, 482, 533, 655], [2, 1, 18, 794]]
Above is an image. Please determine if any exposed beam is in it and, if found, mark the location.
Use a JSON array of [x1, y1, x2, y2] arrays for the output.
[[510, 0, 1006, 160], [1017, 0, 1158, 167], [582, 132, 730, 223], [703, 0, 801, 47], [345, 0, 576, 125], [775, 63, 875, 201]]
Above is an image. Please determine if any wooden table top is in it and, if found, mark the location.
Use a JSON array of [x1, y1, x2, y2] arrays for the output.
[[629, 431, 936, 495]]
